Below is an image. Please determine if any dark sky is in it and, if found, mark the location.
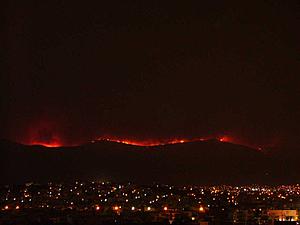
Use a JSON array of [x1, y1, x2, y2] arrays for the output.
[[2, 0, 300, 147]]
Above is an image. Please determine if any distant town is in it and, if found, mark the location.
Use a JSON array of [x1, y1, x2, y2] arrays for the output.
[[1, 182, 300, 225]]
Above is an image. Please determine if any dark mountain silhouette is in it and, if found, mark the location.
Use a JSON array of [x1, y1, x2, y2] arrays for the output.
[[0, 139, 298, 185]]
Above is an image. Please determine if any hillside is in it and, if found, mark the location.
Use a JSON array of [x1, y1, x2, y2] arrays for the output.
[[0, 139, 296, 185]]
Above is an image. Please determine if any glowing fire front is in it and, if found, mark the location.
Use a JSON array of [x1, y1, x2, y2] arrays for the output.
[[95, 136, 231, 147], [29, 141, 62, 148]]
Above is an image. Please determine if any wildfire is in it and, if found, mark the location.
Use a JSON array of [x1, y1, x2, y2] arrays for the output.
[[29, 141, 62, 148], [24, 119, 64, 148], [95, 138, 190, 146], [219, 136, 230, 142], [95, 136, 231, 147], [21, 124, 261, 150], [93, 135, 262, 150]]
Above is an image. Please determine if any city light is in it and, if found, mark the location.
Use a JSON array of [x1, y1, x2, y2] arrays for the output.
[[2, 182, 300, 223]]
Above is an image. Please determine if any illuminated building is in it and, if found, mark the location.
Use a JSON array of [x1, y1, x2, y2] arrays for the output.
[[268, 210, 298, 224]]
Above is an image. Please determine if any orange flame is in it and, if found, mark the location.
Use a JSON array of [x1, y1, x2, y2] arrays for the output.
[[95, 136, 224, 147], [29, 140, 62, 148], [94, 135, 262, 150]]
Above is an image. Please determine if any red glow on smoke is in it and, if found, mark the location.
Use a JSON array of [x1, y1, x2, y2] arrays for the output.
[[24, 120, 64, 148]]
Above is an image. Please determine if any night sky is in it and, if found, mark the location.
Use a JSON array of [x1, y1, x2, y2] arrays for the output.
[[2, 1, 300, 148]]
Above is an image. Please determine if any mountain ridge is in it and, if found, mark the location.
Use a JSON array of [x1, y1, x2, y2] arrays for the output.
[[0, 139, 297, 185]]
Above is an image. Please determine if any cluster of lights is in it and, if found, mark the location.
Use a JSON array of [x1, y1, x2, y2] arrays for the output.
[[2, 182, 300, 220]]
